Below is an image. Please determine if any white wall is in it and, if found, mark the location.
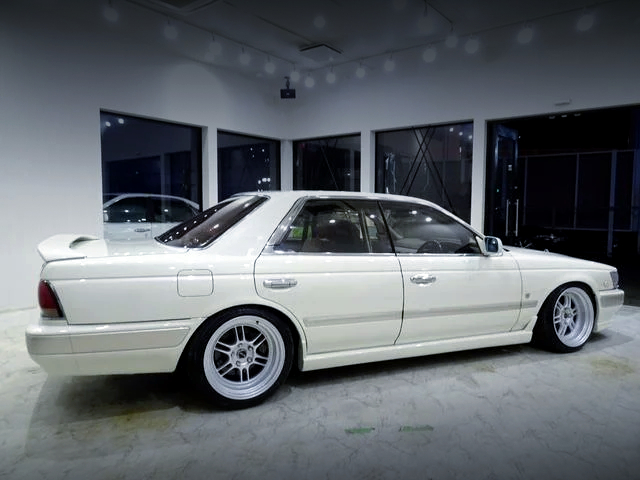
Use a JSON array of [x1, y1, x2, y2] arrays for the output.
[[2, 0, 639, 311], [0, 0, 287, 311]]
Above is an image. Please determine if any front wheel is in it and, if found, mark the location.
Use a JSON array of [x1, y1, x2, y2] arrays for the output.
[[533, 285, 595, 353], [187, 308, 294, 409]]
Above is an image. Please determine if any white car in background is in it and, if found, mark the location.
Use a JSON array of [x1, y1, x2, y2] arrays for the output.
[[103, 193, 200, 241], [27, 191, 624, 409]]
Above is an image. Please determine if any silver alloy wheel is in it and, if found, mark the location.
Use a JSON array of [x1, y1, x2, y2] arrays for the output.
[[202, 315, 285, 401], [552, 287, 594, 347]]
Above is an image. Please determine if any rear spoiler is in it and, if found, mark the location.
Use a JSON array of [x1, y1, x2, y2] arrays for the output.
[[37, 234, 98, 262]]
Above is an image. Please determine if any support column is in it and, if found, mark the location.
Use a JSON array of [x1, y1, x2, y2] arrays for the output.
[[280, 140, 293, 191], [201, 126, 217, 208], [360, 130, 375, 193], [470, 119, 487, 232]]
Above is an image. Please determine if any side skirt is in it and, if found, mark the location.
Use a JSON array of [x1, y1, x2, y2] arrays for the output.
[[301, 330, 532, 371]]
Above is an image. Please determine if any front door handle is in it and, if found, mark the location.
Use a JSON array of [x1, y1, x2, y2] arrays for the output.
[[410, 274, 436, 285], [134, 227, 151, 233], [263, 278, 298, 289]]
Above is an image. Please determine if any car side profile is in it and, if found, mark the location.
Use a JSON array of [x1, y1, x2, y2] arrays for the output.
[[27, 191, 624, 408]]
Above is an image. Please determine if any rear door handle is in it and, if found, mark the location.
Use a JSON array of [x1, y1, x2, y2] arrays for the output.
[[134, 228, 151, 233], [263, 278, 298, 289], [410, 274, 436, 285]]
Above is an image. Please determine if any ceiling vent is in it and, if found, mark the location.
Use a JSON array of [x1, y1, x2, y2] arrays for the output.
[[129, 0, 220, 15], [299, 44, 343, 64]]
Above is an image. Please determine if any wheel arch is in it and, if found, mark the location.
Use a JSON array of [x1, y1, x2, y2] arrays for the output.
[[533, 280, 599, 333], [177, 303, 305, 373]]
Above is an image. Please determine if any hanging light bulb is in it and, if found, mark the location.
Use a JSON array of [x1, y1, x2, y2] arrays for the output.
[[464, 36, 479, 54], [290, 67, 301, 82], [355, 63, 366, 79], [517, 23, 534, 44], [384, 56, 395, 72], [264, 58, 276, 74], [304, 75, 315, 88], [576, 10, 595, 31], [102, 0, 118, 22], [313, 15, 326, 29], [239, 48, 251, 65], [208, 36, 222, 56], [445, 28, 458, 48], [422, 45, 437, 63], [163, 19, 178, 40], [326, 68, 336, 84]]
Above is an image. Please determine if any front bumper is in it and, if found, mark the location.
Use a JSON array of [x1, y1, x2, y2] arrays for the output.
[[25, 318, 193, 375], [595, 288, 624, 332]]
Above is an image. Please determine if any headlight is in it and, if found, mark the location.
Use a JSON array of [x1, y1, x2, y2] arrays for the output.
[[610, 270, 619, 289]]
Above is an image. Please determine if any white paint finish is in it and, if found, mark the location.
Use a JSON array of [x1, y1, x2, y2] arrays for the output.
[[177, 270, 214, 297], [396, 253, 522, 343], [24, 192, 624, 381], [303, 330, 533, 371], [255, 253, 403, 354]]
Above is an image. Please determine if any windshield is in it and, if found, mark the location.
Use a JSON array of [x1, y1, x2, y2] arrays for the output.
[[156, 195, 268, 248]]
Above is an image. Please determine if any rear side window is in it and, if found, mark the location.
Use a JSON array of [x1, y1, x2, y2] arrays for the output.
[[273, 199, 392, 254], [157, 195, 267, 248]]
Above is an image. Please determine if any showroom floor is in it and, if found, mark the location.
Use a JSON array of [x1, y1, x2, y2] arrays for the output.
[[1, 308, 639, 480]]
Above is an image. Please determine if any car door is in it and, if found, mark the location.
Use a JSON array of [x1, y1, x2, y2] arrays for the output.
[[254, 198, 404, 355], [103, 196, 152, 241], [381, 201, 522, 344]]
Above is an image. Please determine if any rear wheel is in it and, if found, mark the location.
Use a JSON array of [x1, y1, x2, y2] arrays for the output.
[[533, 284, 595, 353], [187, 307, 293, 409]]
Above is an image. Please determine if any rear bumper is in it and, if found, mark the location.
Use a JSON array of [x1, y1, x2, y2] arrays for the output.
[[595, 288, 624, 332], [25, 318, 193, 375]]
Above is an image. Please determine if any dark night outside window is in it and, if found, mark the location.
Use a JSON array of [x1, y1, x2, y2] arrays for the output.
[[293, 134, 361, 191], [375, 123, 473, 222]]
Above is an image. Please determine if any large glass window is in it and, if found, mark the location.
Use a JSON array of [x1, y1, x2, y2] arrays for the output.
[[375, 123, 473, 222], [217, 131, 280, 200], [100, 111, 202, 241], [293, 134, 361, 191]]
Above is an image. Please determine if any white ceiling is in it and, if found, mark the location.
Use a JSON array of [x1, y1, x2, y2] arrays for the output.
[[103, 0, 629, 87]]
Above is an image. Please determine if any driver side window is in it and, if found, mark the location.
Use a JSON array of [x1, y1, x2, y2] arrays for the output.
[[381, 202, 481, 254]]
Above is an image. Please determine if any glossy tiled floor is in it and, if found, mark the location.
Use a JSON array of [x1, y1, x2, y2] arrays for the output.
[[2, 307, 639, 480]]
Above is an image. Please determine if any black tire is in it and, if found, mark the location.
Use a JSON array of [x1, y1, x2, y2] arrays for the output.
[[532, 284, 595, 353], [187, 307, 294, 409]]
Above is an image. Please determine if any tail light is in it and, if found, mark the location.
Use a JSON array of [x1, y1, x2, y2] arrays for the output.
[[38, 280, 63, 318]]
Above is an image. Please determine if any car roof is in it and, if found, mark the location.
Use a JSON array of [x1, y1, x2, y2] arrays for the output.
[[235, 190, 438, 204]]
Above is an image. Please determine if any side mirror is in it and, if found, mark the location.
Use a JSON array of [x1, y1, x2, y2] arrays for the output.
[[478, 235, 503, 256], [103, 211, 109, 223]]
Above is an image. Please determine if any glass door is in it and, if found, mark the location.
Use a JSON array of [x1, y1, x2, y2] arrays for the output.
[[485, 125, 522, 243]]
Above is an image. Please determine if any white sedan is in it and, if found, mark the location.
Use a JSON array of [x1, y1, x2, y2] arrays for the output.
[[26, 191, 624, 408]]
